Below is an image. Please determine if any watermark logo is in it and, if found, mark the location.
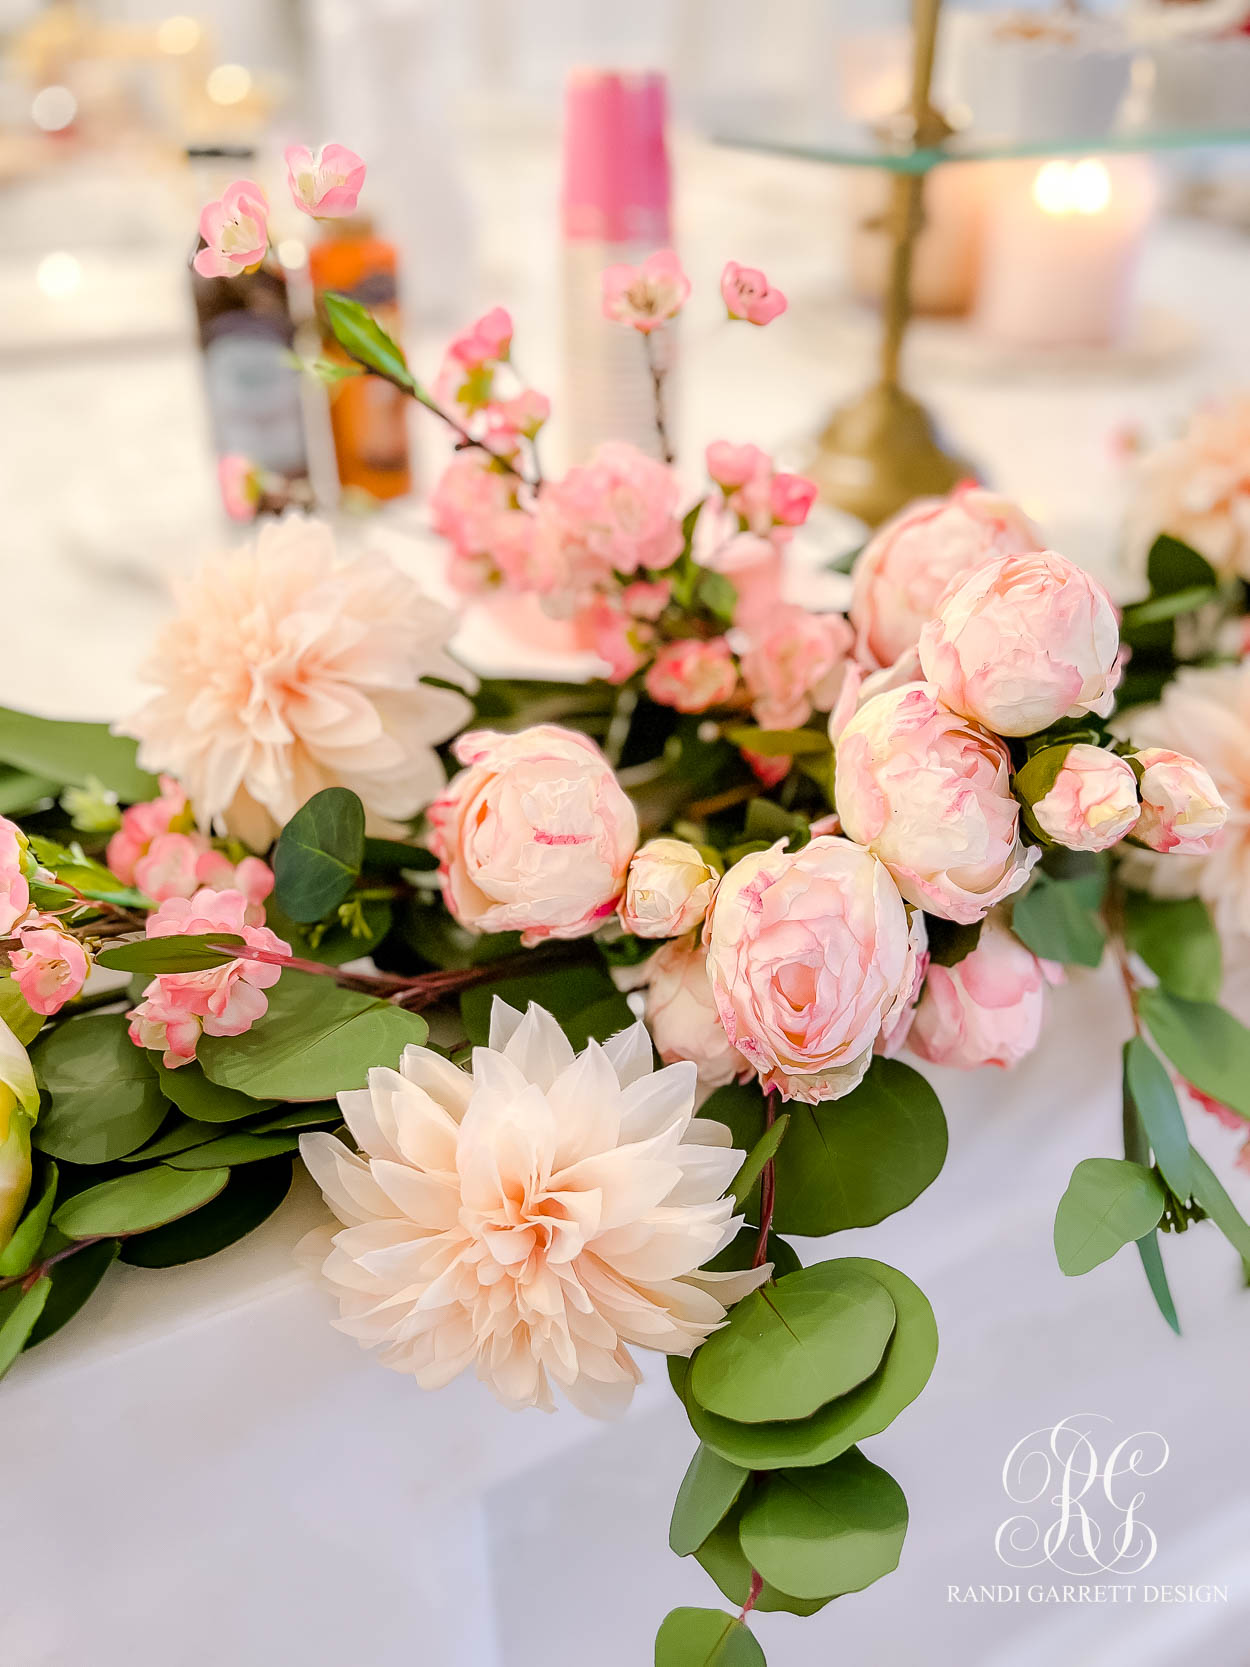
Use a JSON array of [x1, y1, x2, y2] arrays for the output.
[[995, 1413, 1168, 1576]]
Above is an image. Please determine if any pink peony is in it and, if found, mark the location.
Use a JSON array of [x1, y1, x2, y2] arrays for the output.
[[1131, 747, 1228, 855], [427, 725, 639, 945], [834, 681, 1038, 925], [644, 936, 747, 1090], [531, 443, 683, 596], [9, 918, 90, 1017], [107, 775, 192, 885], [192, 179, 269, 279], [739, 606, 855, 730], [1032, 744, 1140, 852], [127, 889, 290, 1068], [705, 835, 925, 1103], [850, 485, 1043, 669], [645, 638, 739, 714], [720, 261, 788, 326], [284, 143, 367, 218], [918, 550, 1120, 737], [601, 249, 690, 333], [908, 914, 1054, 1070], [620, 839, 718, 939], [447, 306, 514, 369], [0, 817, 30, 936]]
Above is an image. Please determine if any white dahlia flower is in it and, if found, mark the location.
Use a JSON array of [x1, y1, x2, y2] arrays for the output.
[[299, 1001, 768, 1416], [120, 516, 473, 847]]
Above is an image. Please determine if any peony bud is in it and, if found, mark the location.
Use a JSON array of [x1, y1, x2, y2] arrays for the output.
[[643, 936, 747, 1089], [620, 839, 718, 938], [1030, 744, 1140, 852], [1131, 747, 1228, 854], [908, 914, 1055, 1071]]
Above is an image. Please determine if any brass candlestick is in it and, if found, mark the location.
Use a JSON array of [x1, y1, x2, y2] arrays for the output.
[[808, 0, 971, 526]]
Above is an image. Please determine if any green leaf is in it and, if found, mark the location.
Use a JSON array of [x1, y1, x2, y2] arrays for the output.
[[1189, 1149, 1250, 1262], [1123, 893, 1221, 1003], [693, 1506, 829, 1617], [770, 1060, 947, 1235], [1011, 871, 1106, 967], [729, 1115, 788, 1208], [690, 1265, 896, 1424], [97, 933, 244, 974], [119, 1157, 292, 1267], [31, 1014, 167, 1163], [0, 1159, 56, 1277], [0, 1277, 51, 1381], [723, 726, 831, 758], [0, 704, 156, 801], [121, 1117, 226, 1162], [925, 917, 982, 969], [25, 1238, 120, 1347], [263, 897, 392, 966], [740, 1447, 908, 1600], [164, 1130, 301, 1168], [321, 293, 415, 388], [669, 1446, 750, 1556], [696, 570, 739, 627], [1120, 586, 1218, 633], [272, 787, 366, 924], [1053, 1158, 1165, 1276], [1138, 989, 1250, 1120], [0, 767, 59, 815], [1011, 743, 1074, 842], [0, 974, 44, 1046], [198, 971, 428, 1100], [52, 1164, 229, 1238], [460, 965, 632, 1052], [1147, 533, 1218, 595], [250, 1100, 340, 1133], [1135, 1231, 1181, 1336], [154, 1058, 277, 1124], [653, 1608, 764, 1667], [684, 1259, 937, 1471], [1123, 1038, 1192, 1199]]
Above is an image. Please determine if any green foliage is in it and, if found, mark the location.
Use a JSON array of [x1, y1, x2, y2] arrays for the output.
[[0, 974, 44, 1046], [738, 1447, 908, 1601], [1137, 989, 1250, 1119], [265, 896, 392, 966], [693, 1508, 828, 1616], [723, 727, 831, 759], [0, 766, 58, 816], [53, 1164, 230, 1239], [1011, 743, 1074, 842], [272, 787, 366, 923], [120, 1157, 292, 1267], [164, 1130, 302, 1169], [32, 1014, 168, 1163], [1147, 533, 1218, 597], [653, 1609, 764, 1667], [97, 934, 243, 975], [701, 1226, 801, 1281], [668, 1446, 750, 1556], [322, 293, 415, 388], [1053, 1158, 1165, 1276], [0, 704, 156, 801], [690, 1264, 897, 1424], [460, 963, 632, 1051], [1189, 1150, 1250, 1263], [729, 1115, 787, 1208], [154, 1059, 277, 1124], [198, 971, 428, 1100], [925, 917, 982, 968], [1123, 893, 1221, 1003], [1135, 1231, 1180, 1336], [26, 1238, 121, 1347], [1011, 869, 1106, 967], [0, 1278, 51, 1381], [1123, 1038, 1192, 1199], [0, 1159, 56, 1277]]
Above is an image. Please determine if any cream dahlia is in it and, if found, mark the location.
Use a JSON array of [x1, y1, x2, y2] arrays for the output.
[[299, 1002, 768, 1416], [120, 516, 473, 848]]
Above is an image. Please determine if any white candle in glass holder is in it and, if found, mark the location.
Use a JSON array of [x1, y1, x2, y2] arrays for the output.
[[975, 155, 1156, 349]]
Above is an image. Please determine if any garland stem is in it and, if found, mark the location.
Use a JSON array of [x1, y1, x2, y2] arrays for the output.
[[739, 1569, 763, 1620], [642, 332, 675, 465]]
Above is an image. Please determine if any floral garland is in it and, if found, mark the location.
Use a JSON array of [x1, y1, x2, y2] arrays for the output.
[[1, 147, 1248, 1664]]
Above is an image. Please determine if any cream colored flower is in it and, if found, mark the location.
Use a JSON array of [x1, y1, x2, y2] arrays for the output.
[[1125, 394, 1250, 582], [299, 1002, 767, 1416], [121, 516, 473, 848]]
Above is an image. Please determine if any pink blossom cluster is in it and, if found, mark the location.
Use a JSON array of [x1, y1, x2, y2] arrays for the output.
[[107, 776, 274, 922], [194, 143, 368, 279], [0, 815, 90, 1017]]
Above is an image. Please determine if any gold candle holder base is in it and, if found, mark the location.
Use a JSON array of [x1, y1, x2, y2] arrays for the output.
[[806, 381, 970, 527]]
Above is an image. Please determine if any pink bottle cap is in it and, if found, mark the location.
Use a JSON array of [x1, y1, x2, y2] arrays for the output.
[[562, 68, 671, 245]]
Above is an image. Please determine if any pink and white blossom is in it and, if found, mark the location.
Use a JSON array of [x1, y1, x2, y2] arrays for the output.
[[9, 918, 90, 1017], [620, 839, 718, 939], [447, 306, 514, 369], [601, 249, 690, 333], [192, 179, 269, 279], [720, 261, 788, 326], [644, 936, 747, 1090], [908, 914, 1055, 1070], [1131, 747, 1227, 854], [532, 443, 683, 596], [739, 606, 855, 730], [284, 143, 366, 218], [133, 832, 273, 923], [1032, 745, 1140, 852], [583, 596, 653, 684], [645, 638, 738, 714], [107, 776, 192, 884]]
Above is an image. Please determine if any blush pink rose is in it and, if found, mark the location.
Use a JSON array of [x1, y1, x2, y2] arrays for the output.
[[850, 485, 1043, 669], [106, 776, 192, 884], [427, 725, 639, 945], [620, 839, 718, 939], [1131, 747, 1228, 854], [720, 261, 788, 326], [644, 935, 747, 1090], [532, 443, 683, 595], [645, 638, 739, 714], [1033, 744, 1140, 852], [705, 836, 925, 1103], [739, 606, 855, 730], [9, 918, 90, 1016], [0, 817, 30, 936], [834, 681, 1039, 925], [192, 179, 269, 279], [127, 888, 290, 1068], [284, 143, 367, 218], [918, 550, 1120, 737], [601, 250, 690, 333], [908, 914, 1054, 1070]]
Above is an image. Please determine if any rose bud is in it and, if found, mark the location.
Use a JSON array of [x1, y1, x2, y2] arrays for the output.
[[834, 682, 1038, 925], [1030, 744, 1140, 852], [1130, 747, 1228, 854], [918, 550, 1120, 736], [643, 936, 747, 1090], [619, 839, 718, 939], [908, 914, 1057, 1071]]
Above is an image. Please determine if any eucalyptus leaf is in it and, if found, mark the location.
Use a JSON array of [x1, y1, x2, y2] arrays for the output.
[[121, 1117, 225, 1162], [1011, 872, 1106, 968], [1138, 989, 1250, 1120], [97, 933, 243, 974], [1135, 1231, 1180, 1336], [669, 1446, 750, 1556], [272, 787, 366, 924], [155, 1059, 277, 1124], [263, 897, 392, 966], [31, 1014, 167, 1163], [1189, 1150, 1250, 1262], [1123, 893, 1221, 1003], [1053, 1158, 1165, 1276], [724, 727, 831, 758], [53, 1164, 229, 1239], [322, 293, 415, 388], [120, 1157, 292, 1267], [250, 1100, 341, 1133], [702, 1226, 802, 1281], [1123, 1038, 1192, 1199], [653, 1608, 765, 1667], [0, 1278, 51, 1381], [460, 965, 632, 1052], [0, 974, 44, 1046], [0, 704, 156, 801], [26, 1238, 120, 1347], [0, 767, 58, 815], [693, 1506, 829, 1617], [729, 1115, 788, 1209], [164, 1130, 301, 1168], [1146, 533, 1217, 595]]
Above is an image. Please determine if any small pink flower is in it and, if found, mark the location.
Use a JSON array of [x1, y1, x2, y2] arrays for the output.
[[193, 179, 269, 279], [492, 387, 549, 439], [601, 250, 690, 334], [620, 839, 718, 939], [645, 638, 738, 715], [769, 472, 818, 528], [908, 914, 1052, 1071], [720, 261, 788, 326], [10, 918, 90, 1017], [696, 525, 784, 625], [739, 606, 855, 730], [584, 597, 653, 684], [621, 579, 671, 621], [1131, 748, 1228, 854], [284, 143, 367, 218], [448, 306, 514, 370], [706, 441, 770, 492], [643, 935, 748, 1090], [741, 748, 791, 790], [132, 832, 274, 924], [0, 817, 30, 936], [107, 776, 192, 885], [218, 455, 261, 523], [1033, 745, 1140, 852], [532, 443, 683, 596]]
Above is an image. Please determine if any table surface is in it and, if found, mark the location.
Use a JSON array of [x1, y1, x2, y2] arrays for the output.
[[2, 123, 1249, 1667]]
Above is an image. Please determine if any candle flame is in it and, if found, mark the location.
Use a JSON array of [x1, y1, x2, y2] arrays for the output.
[[1032, 159, 1111, 217]]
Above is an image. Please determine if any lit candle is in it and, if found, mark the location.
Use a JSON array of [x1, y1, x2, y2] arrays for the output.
[[975, 156, 1156, 349]]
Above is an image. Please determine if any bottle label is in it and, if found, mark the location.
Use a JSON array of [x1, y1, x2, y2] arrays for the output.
[[202, 319, 308, 474]]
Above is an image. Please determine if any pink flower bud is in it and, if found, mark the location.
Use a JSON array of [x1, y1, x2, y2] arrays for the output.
[[601, 250, 690, 333], [908, 915, 1054, 1070], [620, 839, 718, 938], [720, 260, 788, 326], [284, 143, 366, 218], [1131, 747, 1228, 854], [1032, 745, 1140, 851], [705, 441, 769, 492], [193, 179, 269, 279], [643, 936, 747, 1089], [769, 472, 818, 528], [645, 638, 739, 714], [10, 919, 90, 1016], [448, 306, 514, 369]]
